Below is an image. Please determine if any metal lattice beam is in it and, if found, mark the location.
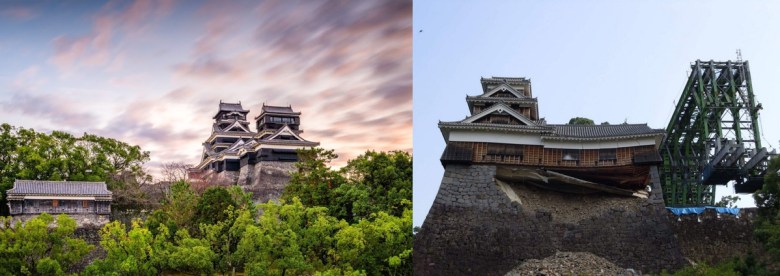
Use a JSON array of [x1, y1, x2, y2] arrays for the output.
[[661, 60, 773, 206]]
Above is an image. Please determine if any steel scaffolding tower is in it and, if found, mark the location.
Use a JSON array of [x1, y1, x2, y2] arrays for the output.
[[661, 60, 774, 206]]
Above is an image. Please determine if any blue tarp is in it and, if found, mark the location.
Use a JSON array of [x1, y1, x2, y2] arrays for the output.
[[666, 206, 740, 216]]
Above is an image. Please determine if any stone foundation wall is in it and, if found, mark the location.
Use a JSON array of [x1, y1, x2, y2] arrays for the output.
[[241, 161, 296, 204], [11, 213, 109, 227], [415, 165, 695, 275], [214, 170, 239, 185], [669, 208, 767, 266]]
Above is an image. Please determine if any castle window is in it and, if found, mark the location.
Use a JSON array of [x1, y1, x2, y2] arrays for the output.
[[268, 117, 295, 124], [599, 149, 617, 161], [485, 143, 523, 162], [562, 149, 580, 161]]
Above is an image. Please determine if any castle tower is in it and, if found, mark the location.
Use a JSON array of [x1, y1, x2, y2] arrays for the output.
[[415, 77, 686, 275], [194, 102, 319, 203]]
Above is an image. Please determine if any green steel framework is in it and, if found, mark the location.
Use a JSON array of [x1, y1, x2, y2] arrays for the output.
[[661, 60, 773, 206]]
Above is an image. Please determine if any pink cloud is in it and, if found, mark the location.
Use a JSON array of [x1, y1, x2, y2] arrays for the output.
[[49, 0, 176, 73], [0, 5, 38, 21]]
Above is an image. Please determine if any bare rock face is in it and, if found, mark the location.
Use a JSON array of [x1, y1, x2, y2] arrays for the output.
[[505, 252, 636, 276]]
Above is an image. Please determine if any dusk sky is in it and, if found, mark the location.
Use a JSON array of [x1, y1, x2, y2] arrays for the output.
[[414, 0, 780, 227], [0, 0, 411, 176]]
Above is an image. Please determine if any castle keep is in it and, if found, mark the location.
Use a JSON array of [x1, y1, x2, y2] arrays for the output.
[[194, 102, 319, 202], [414, 76, 768, 275]]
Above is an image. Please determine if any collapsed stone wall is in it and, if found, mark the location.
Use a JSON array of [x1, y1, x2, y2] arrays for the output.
[[414, 164, 764, 275]]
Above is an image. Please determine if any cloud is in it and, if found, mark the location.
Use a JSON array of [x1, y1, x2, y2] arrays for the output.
[[0, 5, 39, 21], [9, 0, 411, 180], [49, 0, 176, 73], [0, 92, 98, 127]]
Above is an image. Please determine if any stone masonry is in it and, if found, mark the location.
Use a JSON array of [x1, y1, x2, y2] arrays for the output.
[[415, 164, 768, 275], [238, 161, 296, 204]]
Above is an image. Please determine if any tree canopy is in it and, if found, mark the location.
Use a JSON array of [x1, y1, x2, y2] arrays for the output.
[[0, 140, 412, 274], [567, 117, 595, 125], [0, 124, 152, 215]]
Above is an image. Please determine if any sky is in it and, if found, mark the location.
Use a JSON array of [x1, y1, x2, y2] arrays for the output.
[[0, 0, 412, 177], [414, 0, 780, 227]]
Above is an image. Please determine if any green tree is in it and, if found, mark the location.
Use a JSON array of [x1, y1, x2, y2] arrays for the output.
[[163, 180, 198, 231], [754, 157, 780, 261], [283, 147, 346, 209], [567, 117, 595, 125], [200, 207, 255, 273], [0, 213, 93, 274], [85, 220, 159, 275], [0, 124, 152, 215], [195, 186, 238, 225], [238, 198, 315, 275], [337, 151, 412, 221]]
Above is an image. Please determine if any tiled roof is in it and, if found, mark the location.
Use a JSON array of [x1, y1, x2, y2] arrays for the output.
[[219, 102, 248, 112], [481, 76, 529, 82], [8, 180, 112, 195], [262, 105, 297, 114], [548, 124, 664, 138]]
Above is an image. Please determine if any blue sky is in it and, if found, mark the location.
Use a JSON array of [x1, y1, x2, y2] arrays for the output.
[[413, 0, 780, 227], [0, 0, 411, 177]]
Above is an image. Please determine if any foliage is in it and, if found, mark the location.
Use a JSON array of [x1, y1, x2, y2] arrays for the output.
[[567, 117, 595, 125], [1, 147, 412, 275], [338, 151, 413, 221], [283, 147, 346, 209], [0, 213, 93, 275], [0, 124, 152, 215], [85, 220, 159, 275], [754, 157, 780, 261], [285, 148, 412, 224], [281, 148, 413, 275], [755, 157, 780, 220], [195, 186, 238, 225], [663, 255, 772, 276]]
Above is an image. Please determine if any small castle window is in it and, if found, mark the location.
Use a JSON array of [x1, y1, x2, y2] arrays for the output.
[[599, 149, 617, 161], [562, 149, 580, 161]]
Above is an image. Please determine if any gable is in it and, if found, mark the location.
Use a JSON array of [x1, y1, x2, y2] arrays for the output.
[[267, 125, 305, 141], [224, 121, 250, 132], [482, 83, 525, 98], [462, 102, 536, 126]]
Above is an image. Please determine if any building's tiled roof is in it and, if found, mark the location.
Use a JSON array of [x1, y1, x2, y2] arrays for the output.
[[219, 102, 249, 113], [439, 122, 554, 133], [548, 124, 665, 138], [262, 105, 297, 114], [466, 96, 537, 102], [481, 76, 529, 82], [8, 180, 112, 196]]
